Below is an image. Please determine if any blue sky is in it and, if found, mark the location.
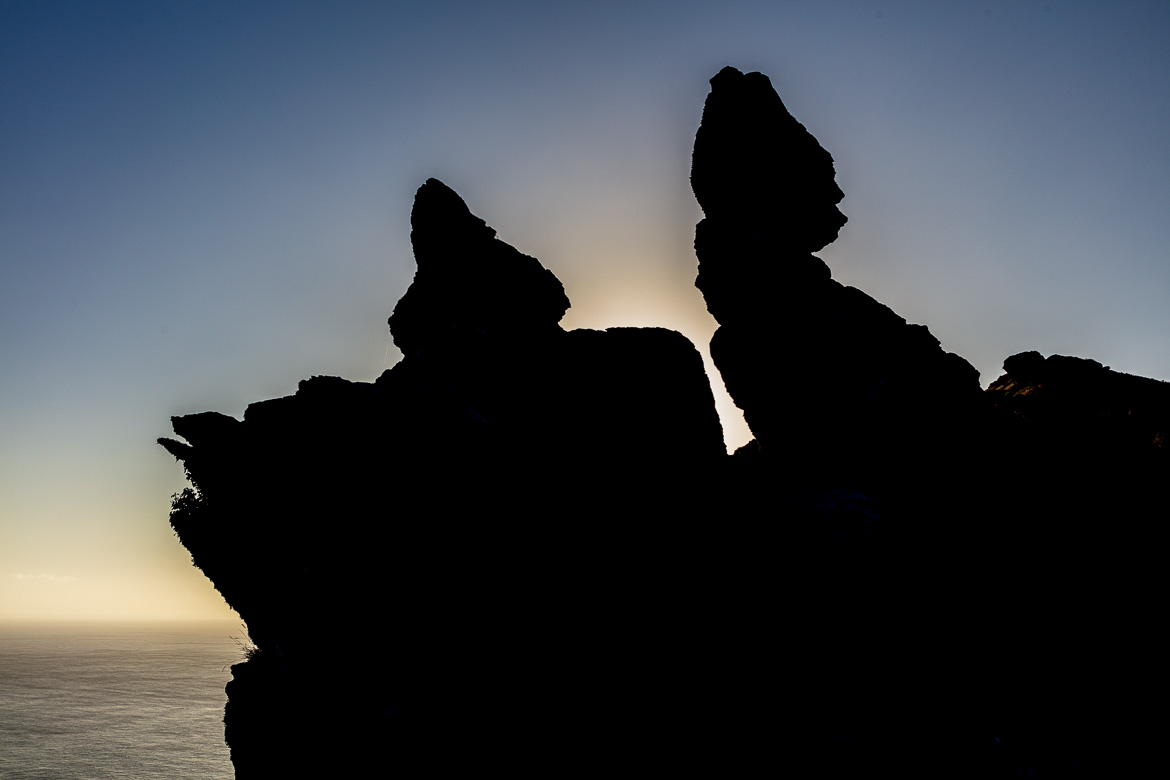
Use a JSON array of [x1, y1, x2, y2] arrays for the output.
[[2, 1, 1168, 619]]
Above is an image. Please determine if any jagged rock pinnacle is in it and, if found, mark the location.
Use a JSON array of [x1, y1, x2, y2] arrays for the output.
[[388, 178, 570, 357], [691, 66, 846, 252], [691, 66, 980, 466]]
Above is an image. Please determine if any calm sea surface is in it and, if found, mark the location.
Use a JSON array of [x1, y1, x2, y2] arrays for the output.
[[0, 621, 242, 779]]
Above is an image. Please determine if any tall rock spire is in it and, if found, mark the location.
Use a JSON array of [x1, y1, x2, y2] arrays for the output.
[[691, 66, 981, 471]]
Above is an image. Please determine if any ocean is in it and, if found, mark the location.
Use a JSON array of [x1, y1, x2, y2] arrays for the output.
[[0, 621, 242, 779]]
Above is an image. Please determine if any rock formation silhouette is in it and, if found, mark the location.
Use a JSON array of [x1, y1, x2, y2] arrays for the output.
[[693, 66, 983, 476], [161, 177, 729, 776], [161, 68, 1163, 778], [989, 350, 1170, 459]]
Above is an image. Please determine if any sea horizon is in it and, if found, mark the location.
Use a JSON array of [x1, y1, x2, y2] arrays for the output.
[[0, 619, 242, 779]]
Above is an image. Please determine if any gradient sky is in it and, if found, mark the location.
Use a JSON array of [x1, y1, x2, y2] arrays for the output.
[[2, 1, 1168, 620]]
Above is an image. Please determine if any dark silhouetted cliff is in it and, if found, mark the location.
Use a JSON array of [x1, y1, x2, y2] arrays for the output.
[[162, 178, 732, 776], [161, 69, 1163, 778]]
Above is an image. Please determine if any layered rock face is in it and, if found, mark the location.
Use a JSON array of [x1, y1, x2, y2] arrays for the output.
[[162, 70, 1163, 777]]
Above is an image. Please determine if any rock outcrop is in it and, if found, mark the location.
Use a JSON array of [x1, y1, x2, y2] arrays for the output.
[[692, 67, 983, 477], [989, 349, 1170, 459], [161, 70, 1163, 778], [161, 178, 728, 776]]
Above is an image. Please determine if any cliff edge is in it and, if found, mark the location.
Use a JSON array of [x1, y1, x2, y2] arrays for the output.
[[161, 69, 1164, 778]]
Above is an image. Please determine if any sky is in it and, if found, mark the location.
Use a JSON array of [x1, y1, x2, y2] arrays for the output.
[[2, 0, 1168, 620]]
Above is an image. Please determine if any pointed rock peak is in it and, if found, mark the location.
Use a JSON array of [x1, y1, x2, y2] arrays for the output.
[[412, 179, 494, 235], [692, 66, 846, 252], [410, 179, 498, 270], [389, 180, 570, 356]]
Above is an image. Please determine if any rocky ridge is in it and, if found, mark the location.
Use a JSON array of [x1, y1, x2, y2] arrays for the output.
[[160, 68, 1164, 777]]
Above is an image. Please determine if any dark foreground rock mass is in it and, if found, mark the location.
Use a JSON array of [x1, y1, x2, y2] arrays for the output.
[[162, 178, 730, 776], [162, 70, 1163, 777]]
